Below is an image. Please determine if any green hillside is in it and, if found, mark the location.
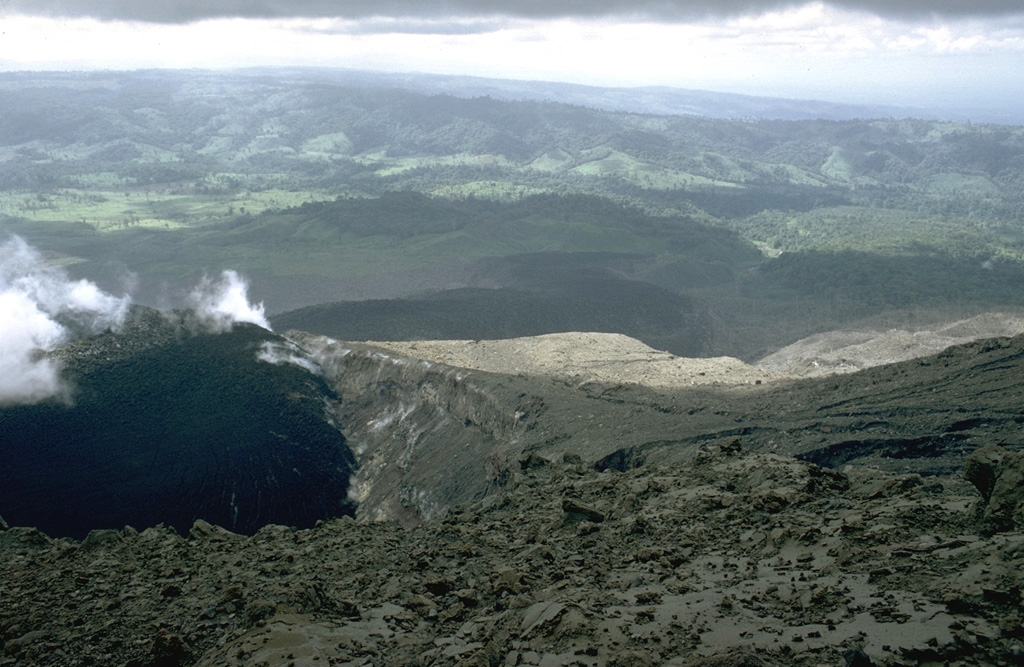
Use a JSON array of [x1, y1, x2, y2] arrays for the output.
[[3, 69, 1024, 357]]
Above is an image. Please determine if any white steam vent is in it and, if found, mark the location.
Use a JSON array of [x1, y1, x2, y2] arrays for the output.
[[0, 237, 274, 405], [188, 270, 270, 333], [0, 236, 130, 405], [256, 340, 322, 375]]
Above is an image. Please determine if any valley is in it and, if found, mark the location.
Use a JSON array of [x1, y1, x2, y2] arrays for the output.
[[3, 69, 1024, 361]]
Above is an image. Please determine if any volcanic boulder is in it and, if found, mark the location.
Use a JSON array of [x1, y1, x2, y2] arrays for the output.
[[966, 444, 1024, 533]]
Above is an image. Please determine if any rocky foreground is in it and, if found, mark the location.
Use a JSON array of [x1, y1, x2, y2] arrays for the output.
[[3, 443, 1024, 667]]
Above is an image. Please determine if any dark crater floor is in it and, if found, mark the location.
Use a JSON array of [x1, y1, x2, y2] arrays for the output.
[[0, 307, 355, 539]]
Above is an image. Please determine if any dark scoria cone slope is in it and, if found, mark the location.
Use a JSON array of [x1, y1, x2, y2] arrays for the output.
[[272, 253, 718, 358], [0, 307, 355, 539]]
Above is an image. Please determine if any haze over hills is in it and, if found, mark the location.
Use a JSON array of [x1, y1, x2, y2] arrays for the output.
[[272, 68, 1002, 124]]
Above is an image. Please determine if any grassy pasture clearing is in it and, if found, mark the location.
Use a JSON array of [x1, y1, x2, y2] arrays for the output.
[[430, 181, 547, 200], [0, 188, 341, 232], [732, 205, 1024, 260], [353, 152, 515, 177]]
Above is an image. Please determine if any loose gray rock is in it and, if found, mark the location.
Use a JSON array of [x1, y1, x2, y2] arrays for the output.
[[966, 444, 1024, 532]]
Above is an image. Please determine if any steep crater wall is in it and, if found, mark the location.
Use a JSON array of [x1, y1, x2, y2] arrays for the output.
[[289, 331, 774, 525], [294, 332, 541, 525], [297, 328, 1024, 526]]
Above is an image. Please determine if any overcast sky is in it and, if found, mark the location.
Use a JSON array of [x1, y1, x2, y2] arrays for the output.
[[2, 0, 1023, 112]]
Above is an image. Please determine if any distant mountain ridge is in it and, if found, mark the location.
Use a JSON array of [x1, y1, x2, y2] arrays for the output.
[[253, 67, 1022, 124]]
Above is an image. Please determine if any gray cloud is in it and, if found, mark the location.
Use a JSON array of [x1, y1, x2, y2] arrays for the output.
[[7, 0, 1024, 25], [299, 17, 510, 36]]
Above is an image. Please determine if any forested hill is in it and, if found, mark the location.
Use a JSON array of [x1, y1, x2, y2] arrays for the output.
[[2, 69, 1022, 213], [3, 69, 1023, 255]]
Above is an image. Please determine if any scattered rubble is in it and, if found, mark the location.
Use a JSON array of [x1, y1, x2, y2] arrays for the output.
[[4, 446, 1022, 666]]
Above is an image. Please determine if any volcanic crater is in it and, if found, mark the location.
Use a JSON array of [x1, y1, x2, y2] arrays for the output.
[[0, 306, 356, 539]]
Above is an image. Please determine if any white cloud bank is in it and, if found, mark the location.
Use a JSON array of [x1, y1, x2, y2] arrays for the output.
[[1, 5, 1022, 109]]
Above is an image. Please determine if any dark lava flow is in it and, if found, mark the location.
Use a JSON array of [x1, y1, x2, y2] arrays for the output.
[[0, 307, 356, 539]]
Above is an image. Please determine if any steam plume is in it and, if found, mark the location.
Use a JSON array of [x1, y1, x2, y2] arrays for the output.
[[256, 340, 322, 375], [0, 236, 130, 405], [187, 270, 270, 333]]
